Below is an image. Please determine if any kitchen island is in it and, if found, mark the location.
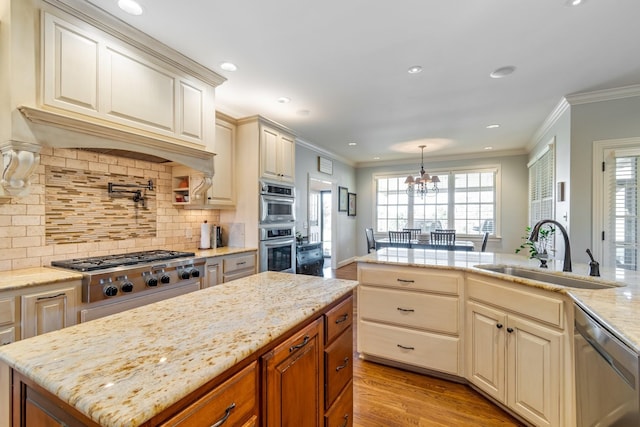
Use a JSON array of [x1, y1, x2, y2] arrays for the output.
[[357, 248, 640, 427], [0, 271, 358, 426]]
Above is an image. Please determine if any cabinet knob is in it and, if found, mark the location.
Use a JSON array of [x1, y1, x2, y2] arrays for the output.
[[496, 323, 503, 329], [507, 327, 514, 333]]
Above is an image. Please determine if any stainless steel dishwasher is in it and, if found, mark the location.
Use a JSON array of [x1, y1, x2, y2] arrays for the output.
[[574, 303, 640, 426]]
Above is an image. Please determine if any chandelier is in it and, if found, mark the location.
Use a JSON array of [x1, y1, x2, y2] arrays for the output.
[[405, 145, 439, 197]]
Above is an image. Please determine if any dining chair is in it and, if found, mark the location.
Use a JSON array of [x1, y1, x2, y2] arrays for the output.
[[430, 229, 456, 246], [388, 231, 411, 248], [365, 227, 376, 253], [481, 231, 490, 252], [402, 228, 422, 240]]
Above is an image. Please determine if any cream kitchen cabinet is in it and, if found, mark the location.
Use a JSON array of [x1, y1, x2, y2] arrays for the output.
[[357, 263, 464, 376], [21, 281, 80, 340], [0, 297, 18, 346], [259, 124, 295, 183], [465, 274, 570, 427], [204, 259, 222, 289], [222, 252, 256, 283], [205, 113, 236, 208]]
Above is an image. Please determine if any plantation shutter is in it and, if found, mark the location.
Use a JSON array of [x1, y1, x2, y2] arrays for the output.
[[528, 145, 555, 226], [604, 148, 640, 270]]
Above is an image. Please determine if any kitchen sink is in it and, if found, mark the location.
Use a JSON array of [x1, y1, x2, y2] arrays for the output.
[[474, 265, 622, 290]]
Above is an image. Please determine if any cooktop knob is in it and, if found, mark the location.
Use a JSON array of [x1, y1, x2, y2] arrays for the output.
[[104, 285, 118, 297], [121, 281, 134, 293], [191, 269, 200, 278], [160, 274, 171, 284], [180, 270, 191, 280], [146, 277, 158, 287]]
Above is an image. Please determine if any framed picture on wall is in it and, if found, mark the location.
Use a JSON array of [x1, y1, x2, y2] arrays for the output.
[[348, 192, 357, 216], [338, 186, 348, 212]]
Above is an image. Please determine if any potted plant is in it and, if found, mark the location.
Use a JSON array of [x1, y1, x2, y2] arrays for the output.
[[515, 225, 555, 259]]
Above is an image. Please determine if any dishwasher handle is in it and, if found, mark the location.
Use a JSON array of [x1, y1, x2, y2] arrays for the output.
[[575, 304, 639, 389]]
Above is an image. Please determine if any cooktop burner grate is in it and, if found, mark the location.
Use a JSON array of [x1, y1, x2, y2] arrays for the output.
[[51, 250, 196, 272]]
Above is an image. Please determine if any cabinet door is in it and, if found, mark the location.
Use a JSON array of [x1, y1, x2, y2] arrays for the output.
[[260, 126, 280, 181], [466, 301, 506, 403], [507, 315, 561, 427], [277, 133, 295, 182], [262, 317, 323, 427], [22, 286, 77, 339], [205, 262, 221, 288], [208, 118, 236, 207]]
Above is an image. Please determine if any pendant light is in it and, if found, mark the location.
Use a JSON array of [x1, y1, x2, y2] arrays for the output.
[[405, 145, 439, 197]]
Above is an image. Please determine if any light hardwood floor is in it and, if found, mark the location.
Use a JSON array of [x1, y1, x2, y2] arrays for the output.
[[327, 261, 525, 427]]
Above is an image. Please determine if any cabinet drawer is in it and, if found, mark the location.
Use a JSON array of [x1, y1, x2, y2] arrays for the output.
[[359, 321, 461, 375], [324, 381, 353, 427], [0, 326, 15, 346], [0, 297, 15, 325], [359, 287, 459, 334], [223, 254, 255, 274], [359, 264, 461, 295], [325, 296, 353, 344], [161, 362, 258, 427], [467, 276, 564, 328], [223, 269, 255, 283], [325, 326, 353, 409]]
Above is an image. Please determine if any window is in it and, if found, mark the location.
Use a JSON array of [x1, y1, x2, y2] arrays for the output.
[[528, 144, 554, 226], [375, 168, 498, 236]]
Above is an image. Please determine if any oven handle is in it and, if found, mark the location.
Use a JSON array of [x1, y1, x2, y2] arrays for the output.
[[575, 304, 638, 389], [262, 237, 296, 247], [260, 195, 295, 203]]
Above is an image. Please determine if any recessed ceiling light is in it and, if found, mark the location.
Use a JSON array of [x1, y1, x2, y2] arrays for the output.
[[373, 157, 381, 160], [348, 142, 357, 146], [486, 124, 500, 129], [219, 62, 237, 72], [117, 0, 143, 15], [490, 66, 516, 79], [277, 97, 291, 104], [566, 0, 584, 6], [407, 65, 423, 74], [484, 146, 494, 150]]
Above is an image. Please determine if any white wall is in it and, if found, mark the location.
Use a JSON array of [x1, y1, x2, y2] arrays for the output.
[[355, 153, 529, 256], [294, 143, 357, 267]]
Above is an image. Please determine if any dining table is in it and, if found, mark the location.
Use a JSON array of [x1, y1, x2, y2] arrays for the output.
[[375, 237, 475, 251]]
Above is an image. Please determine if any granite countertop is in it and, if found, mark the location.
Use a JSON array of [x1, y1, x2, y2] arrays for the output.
[[358, 248, 640, 352], [0, 247, 257, 292], [0, 271, 357, 427]]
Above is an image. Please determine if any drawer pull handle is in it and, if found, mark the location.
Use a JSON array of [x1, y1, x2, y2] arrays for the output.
[[37, 293, 66, 301], [290, 335, 310, 352], [211, 402, 236, 427], [397, 344, 415, 350], [1, 341, 11, 346], [340, 414, 349, 427], [335, 314, 349, 324], [496, 323, 503, 329], [507, 327, 514, 333], [335, 357, 350, 371], [237, 261, 246, 265], [397, 307, 415, 313], [396, 278, 415, 283]]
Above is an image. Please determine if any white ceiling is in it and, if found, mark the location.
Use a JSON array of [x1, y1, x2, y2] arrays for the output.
[[85, 0, 640, 165]]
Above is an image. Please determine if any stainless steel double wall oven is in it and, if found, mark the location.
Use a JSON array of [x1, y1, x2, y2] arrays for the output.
[[259, 180, 296, 273]]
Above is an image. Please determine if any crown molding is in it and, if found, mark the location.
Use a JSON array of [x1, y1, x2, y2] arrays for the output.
[[565, 83, 640, 105], [356, 148, 527, 169], [295, 139, 356, 167], [528, 98, 570, 152]]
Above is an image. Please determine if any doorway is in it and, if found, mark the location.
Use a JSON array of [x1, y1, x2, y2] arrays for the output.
[[308, 177, 334, 271]]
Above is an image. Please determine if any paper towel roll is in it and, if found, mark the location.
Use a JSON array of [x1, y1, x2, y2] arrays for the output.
[[200, 222, 211, 249]]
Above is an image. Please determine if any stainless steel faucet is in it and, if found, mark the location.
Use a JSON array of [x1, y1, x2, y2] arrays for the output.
[[529, 219, 572, 272]]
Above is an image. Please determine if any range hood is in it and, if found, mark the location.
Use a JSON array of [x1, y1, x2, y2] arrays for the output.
[[1, 0, 225, 198]]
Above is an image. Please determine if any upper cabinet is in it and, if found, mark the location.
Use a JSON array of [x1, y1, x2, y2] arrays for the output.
[[260, 124, 295, 183], [207, 114, 237, 207], [41, 11, 215, 151]]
